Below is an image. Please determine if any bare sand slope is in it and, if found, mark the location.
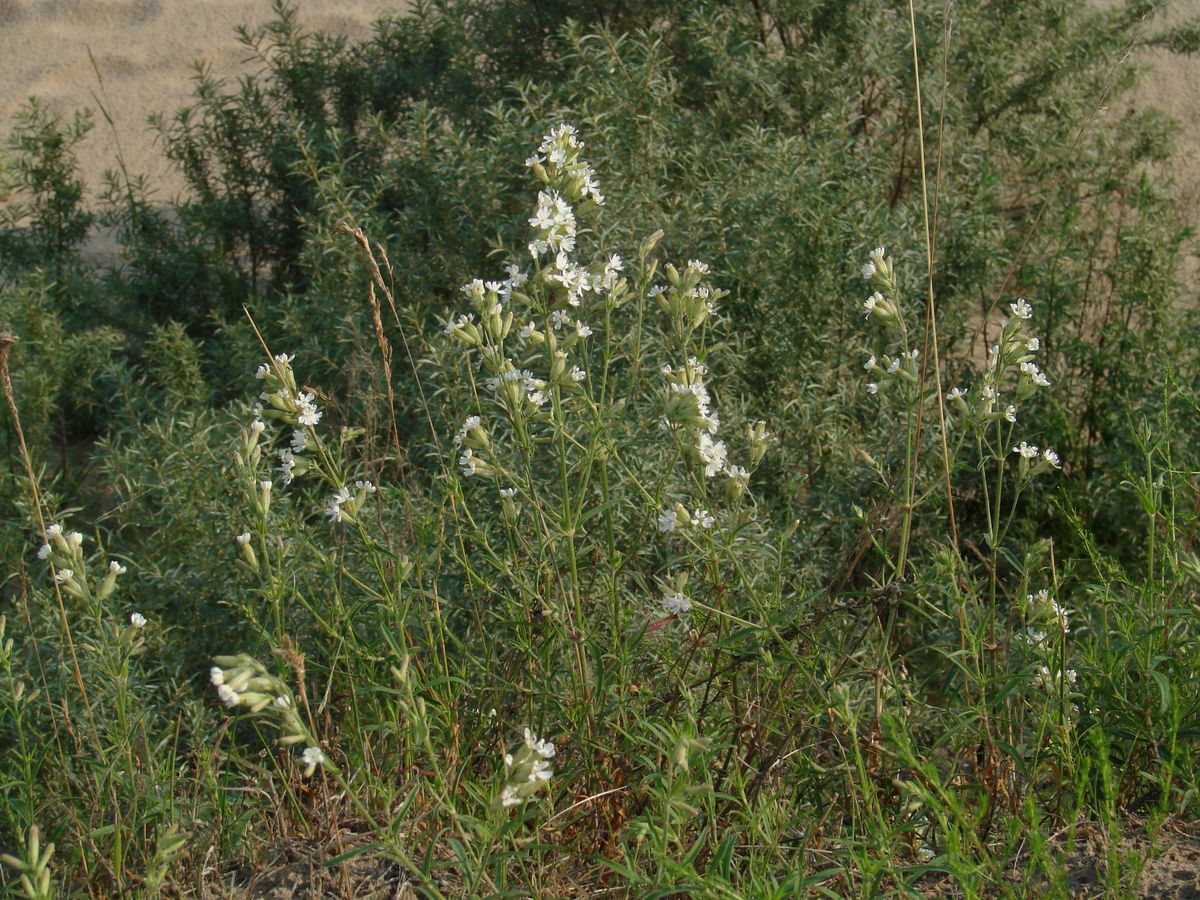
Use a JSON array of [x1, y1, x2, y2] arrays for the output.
[[0, 1, 400, 201]]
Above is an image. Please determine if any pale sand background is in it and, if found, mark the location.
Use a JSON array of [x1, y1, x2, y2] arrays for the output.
[[0, 0, 1196, 217], [0, 1, 402, 201]]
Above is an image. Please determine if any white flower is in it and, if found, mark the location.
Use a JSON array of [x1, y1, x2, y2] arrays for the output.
[[37, 544, 51, 560], [290, 429, 309, 454], [657, 509, 678, 533], [53, 568, 73, 585], [210, 666, 225, 686], [250, 419, 266, 435], [575, 321, 593, 338], [570, 366, 586, 383], [278, 449, 297, 484], [869, 246, 886, 263], [354, 480, 377, 494], [505, 263, 527, 288], [46, 524, 62, 537], [218, 683, 239, 707], [302, 746, 325, 774], [500, 785, 522, 808], [698, 431, 728, 478], [727, 465, 750, 490], [1013, 441, 1039, 460], [236, 532, 251, 546], [947, 387, 966, 401], [499, 487, 516, 499], [863, 292, 882, 317], [551, 309, 571, 331], [459, 449, 479, 477], [1004, 405, 1017, 423], [602, 254, 623, 289], [864, 355, 877, 371], [1027, 337, 1040, 351], [662, 589, 692, 616], [274, 695, 290, 708], [66, 531, 83, 550], [109, 560, 127, 575], [1042, 448, 1062, 469], [867, 382, 879, 395], [454, 415, 481, 447], [325, 486, 352, 522], [861, 261, 877, 280], [130, 612, 147, 629], [1010, 298, 1033, 320], [296, 392, 322, 427], [523, 728, 556, 759], [692, 509, 715, 529]]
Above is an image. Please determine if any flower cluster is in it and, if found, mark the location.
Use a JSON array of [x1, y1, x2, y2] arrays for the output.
[[251, 353, 323, 485], [210, 654, 325, 775], [656, 503, 715, 534], [325, 480, 377, 525], [442, 125, 630, 493], [1018, 588, 1071, 648], [653, 258, 725, 340], [1031, 665, 1077, 693], [661, 355, 751, 482], [944, 298, 1059, 441], [499, 727, 557, 809], [257, 353, 321, 430], [37, 523, 129, 605], [858, 247, 917, 398]]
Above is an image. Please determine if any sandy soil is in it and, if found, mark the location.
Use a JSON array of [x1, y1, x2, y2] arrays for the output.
[[0, 1, 401, 202]]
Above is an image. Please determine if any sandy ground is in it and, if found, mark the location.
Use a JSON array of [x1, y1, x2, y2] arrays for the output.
[[0, 1, 401, 202]]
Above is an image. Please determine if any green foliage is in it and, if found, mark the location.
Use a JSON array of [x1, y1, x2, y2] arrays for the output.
[[1, 0, 1199, 895]]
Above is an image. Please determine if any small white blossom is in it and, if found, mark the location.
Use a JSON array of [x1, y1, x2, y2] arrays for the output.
[[662, 589, 692, 616], [1013, 441, 1039, 460], [657, 509, 678, 533], [129, 612, 147, 629], [37, 544, 51, 560], [1010, 298, 1033, 320], [301, 746, 325, 775], [459, 449, 479, 477], [109, 560, 127, 575], [698, 431, 728, 478]]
